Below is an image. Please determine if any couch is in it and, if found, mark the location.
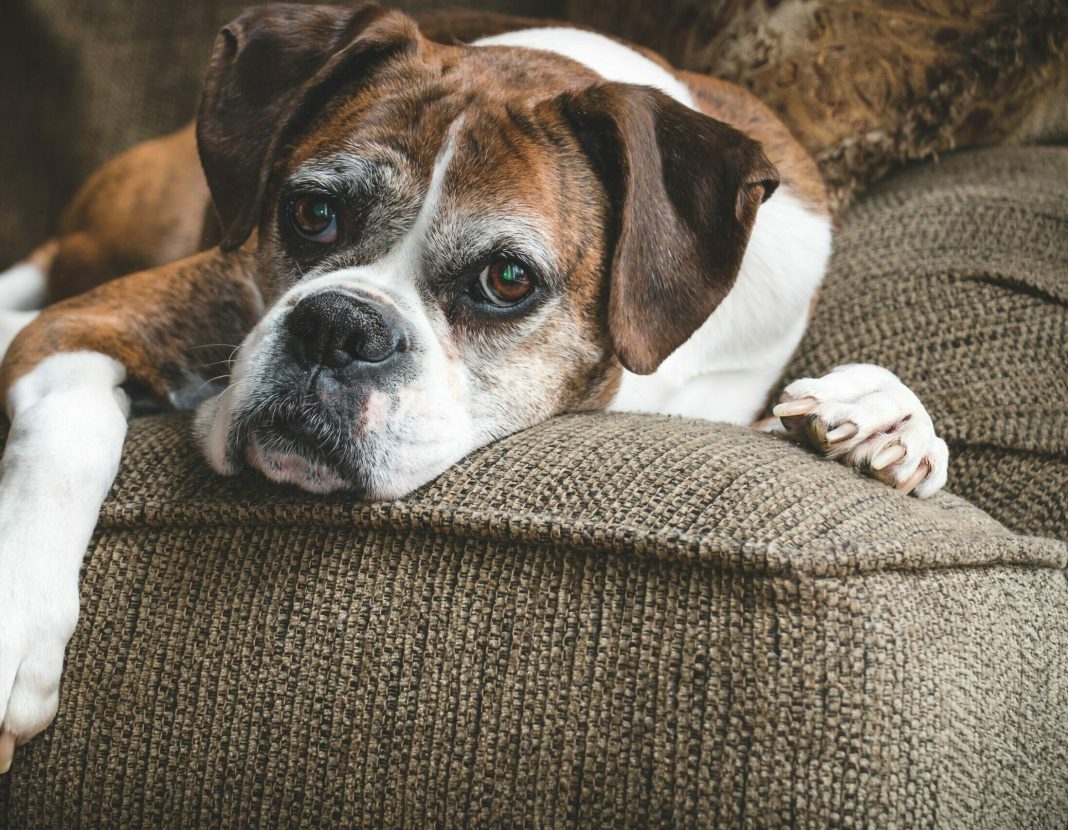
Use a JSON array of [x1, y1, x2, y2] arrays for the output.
[[1, 0, 1066, 827]]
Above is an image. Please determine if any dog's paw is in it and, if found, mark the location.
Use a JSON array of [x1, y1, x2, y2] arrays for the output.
[[0, 551, 79, 774], [772, 363, 948, 498]]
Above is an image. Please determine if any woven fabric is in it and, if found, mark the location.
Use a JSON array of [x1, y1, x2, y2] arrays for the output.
[[786, 146, 1068, 542], [0, 412, 1065, 828], [1, 9, 1067, 821]]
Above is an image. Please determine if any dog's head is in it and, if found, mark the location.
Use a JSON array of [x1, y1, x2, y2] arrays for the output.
[[194, 2, 778, 497]]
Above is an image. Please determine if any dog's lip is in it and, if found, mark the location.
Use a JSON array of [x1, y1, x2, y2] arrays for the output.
[[244, 410, 355, 490], [245, 433, 351, 494], [253, 412, 337, 463]]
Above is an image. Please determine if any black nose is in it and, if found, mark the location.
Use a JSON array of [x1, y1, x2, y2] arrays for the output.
[[286, 291, 404, 369]]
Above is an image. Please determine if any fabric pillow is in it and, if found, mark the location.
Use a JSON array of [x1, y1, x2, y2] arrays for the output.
[[564, 0, 1068, 210]]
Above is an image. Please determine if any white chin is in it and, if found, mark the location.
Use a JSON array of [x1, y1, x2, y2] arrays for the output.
[[247, 440, 350, 494]]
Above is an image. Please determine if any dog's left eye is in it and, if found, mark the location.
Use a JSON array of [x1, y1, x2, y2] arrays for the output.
[[477, 259, 534, 307], [288, 194, 338, 244]]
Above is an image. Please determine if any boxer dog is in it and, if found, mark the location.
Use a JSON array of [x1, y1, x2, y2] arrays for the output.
[[0, 4, 948, 770]]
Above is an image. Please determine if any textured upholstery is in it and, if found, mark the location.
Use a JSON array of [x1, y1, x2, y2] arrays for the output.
[[785, 146, 1068, 541], [0, 412, 1065, 827], [1, 0, 1067, 821], [2, 146, 1068, 826]]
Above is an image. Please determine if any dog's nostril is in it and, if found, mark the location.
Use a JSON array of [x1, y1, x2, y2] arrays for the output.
[[286, 303, 319, 340], [286, 291, 402, 369], [342, 327, 393, 364]]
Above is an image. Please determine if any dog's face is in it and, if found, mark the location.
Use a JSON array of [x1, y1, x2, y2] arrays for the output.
[[194, 3, 778, 497]]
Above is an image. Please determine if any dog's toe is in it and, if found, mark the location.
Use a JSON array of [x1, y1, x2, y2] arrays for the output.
[[775, 364, 948, 498]]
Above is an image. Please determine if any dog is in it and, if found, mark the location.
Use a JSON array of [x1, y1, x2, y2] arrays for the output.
[[0, 3, 948, 772]]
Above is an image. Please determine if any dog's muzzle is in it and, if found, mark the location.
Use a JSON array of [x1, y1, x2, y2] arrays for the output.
[[233, 288, 418, 490]]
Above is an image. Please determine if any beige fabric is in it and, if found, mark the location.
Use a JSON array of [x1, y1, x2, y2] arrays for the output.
[[0, 2, 1066, 818], [786, 146, 1068, 542], [0, 412, 1065, 827]]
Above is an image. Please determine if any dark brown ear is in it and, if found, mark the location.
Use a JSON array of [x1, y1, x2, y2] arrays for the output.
[[560, 83, 779, 375], [196, 2, 420, 250]]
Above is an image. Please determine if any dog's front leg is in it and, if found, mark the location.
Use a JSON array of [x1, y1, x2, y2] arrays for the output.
[[0, 353, 129, 771], [773, 363, 949, 498], [0, 249, 260, 772]]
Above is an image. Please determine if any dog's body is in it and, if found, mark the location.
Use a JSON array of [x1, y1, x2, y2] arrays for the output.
[[0, 5, 947, 770]]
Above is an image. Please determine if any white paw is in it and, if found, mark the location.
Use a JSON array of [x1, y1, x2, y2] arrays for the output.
[[0, 551, 79, 774], [0, 351, 131, 773], [773, 363, 949, 498]]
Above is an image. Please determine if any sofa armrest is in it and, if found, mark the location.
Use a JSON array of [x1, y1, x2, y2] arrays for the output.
[[2, 412, 1065, 827]]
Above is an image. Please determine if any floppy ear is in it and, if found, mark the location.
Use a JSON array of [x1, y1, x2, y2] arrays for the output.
[[559, 83, 779, 375], [196, 2, 420, 250]]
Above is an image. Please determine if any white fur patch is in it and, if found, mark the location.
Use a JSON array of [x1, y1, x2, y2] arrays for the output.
[[0, 352, 129, 764], [0, 262, 46, 311], [475, 28, 695, 108], [610, 189, 833, 424]]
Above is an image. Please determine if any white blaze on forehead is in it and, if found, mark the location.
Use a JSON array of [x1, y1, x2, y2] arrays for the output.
[[390, 114, 466, 265], [290, 114, 466, 301]]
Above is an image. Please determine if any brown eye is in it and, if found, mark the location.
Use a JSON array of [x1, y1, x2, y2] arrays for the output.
[[478, 259, 533, 307], [289, 194, 338, 243]]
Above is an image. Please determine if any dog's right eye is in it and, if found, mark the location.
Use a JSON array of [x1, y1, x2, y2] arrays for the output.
[[288, 194, 338, 244], [476, 259, 535, 307]]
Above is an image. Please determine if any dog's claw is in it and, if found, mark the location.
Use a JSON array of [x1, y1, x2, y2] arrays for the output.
[[778, 365, 948, 498], [0, 733, 14, 775], [773, 397, 818, 418], [826, 422, 858, 443], [897, 461, 930, 494], [871, 443, 906, 471]]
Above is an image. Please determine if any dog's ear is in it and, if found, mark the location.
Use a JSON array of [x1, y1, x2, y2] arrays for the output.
[[559, 83, 779, 375], [197, 2, 420, 250]]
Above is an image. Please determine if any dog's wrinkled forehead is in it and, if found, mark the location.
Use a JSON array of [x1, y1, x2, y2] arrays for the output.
[[281, 35, 602, 166], [264, 45, 604, 286], [280, 43, 599, 184]]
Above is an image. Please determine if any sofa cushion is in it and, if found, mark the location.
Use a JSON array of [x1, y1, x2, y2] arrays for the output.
[[1, 412, 1065, 827], [785, 146, 1068, 541]]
